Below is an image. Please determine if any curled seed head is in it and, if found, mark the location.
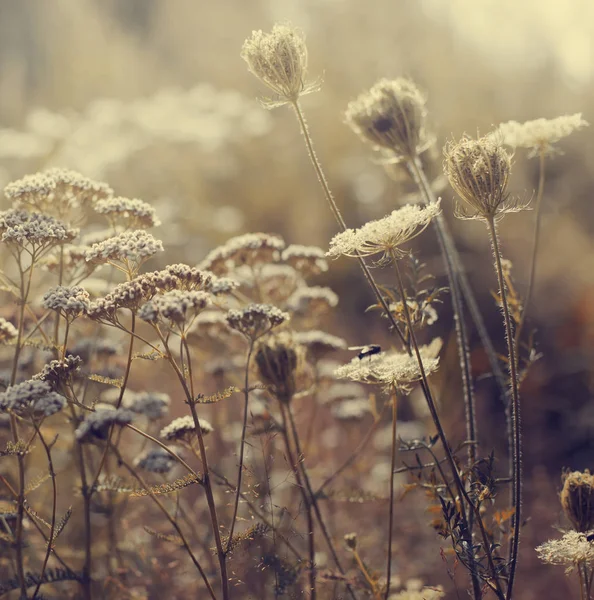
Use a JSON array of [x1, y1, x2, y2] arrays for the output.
[[561, 470, 594, 533], [345, 78, 430, 161], [255, 333, 301, 404], [241, 24, 319, 108]]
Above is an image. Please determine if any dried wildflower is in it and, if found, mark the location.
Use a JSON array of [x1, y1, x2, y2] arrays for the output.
[[294, 330, 347, 360], [70, 338, 120, 363], [33, 355, 82, 389], [85, 230, 163, 271], [0, 209, 78, 252], [255, 334, 301, 403], [561, 470, 594, 532], [241, 24, 319, 108], [126, 392, 170, 419], [209, 276, 240, 296], [41, 244, 94, 280], [258, 264, 301, 302], [345, 78, 431, 161], [187, 310, 241, 343], [94, 196, 160, 229], [494, 114, 588, 157], [282, 244, 328, 276], [136, 448, 177, 474], [160, 415, 213, 442], [344, 532, 358, 551], [327, 202, 440, 263], [199, 233, 285, 276], [444, 134, 522, 221], [332, 398, 370, 421], [287, 286, 338, 315], [86, 279, 152, 322], [226, 303, 289, 341], [0, 379, 65, 418], [4, 168, 112, 218], [139, 290, 211, 327], [42, 285, 90, 320], [0, 318, 17, 344], [335, 345, 439, 392], [75, 407, 134, 442], [536, 531, 594, 572]]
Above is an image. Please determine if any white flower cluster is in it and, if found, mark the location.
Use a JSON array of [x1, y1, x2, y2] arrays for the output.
[[0, 209, 78, 249], [160, 415, 213, 441], [138, 290, 211, 325], [281, 244, 328, 276], [42, 285, 90, 318], [287, 286, 338, 314], [0, 379, 65, 418], [85, 230, 163, 266], [0, 318, 18, 343], [94, 196, 161, 229], [226, 303, 289, 340]]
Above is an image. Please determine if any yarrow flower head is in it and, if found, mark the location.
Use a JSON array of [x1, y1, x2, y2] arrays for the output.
[[160, 415, 213, 442], [327, 202, 441, 264], [75, 407, 134, 443], [443, 134, 523, 221], [125, 391, 171, 419], [226, 303, 289, 341], [138, 290, 211, 328], [94, 196, 161, 230], [0, 379, 65, 418], [136, 448, 177, 474], [293, 330, 347, 360], [33, 355, 83, 390], [345, 78, 432, 161], [335, 343, 439, 392], [536, 531, 594, 573], [198, 233, 285, 276], [241, 24, 320, 108], [287, 286, 338, 316], [42, 285, 90, 320], [85, 230, 164, 273], [281, 244, 328, 277], [0, 318, 18, 344], [493, 114, 588, 157]]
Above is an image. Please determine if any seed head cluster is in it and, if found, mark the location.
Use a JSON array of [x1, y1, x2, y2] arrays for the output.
[[0, 209, 78, 250], [160, 415, 214, 442], [0, 379, 65, 418], [281, 244, 328, 276], [226, 303, 289, 341], [536, 530, 594, 570], [42, 285, 90, 319], [136, 448, 177, 474], [94, 196, 161, 229], [138, 290, 211, 326], [560, 470, 594, 533], [75, 407, 135, 442], [85, 230, 164, 267]]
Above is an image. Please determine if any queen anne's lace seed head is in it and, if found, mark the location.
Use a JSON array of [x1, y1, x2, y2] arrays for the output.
[[160, 415, 213, 442], [85, 230, 163, 270], [287, 286, 338, 315], [281, 245, 328, 276], [94, 196, 161, 230], [4, 168, 112, 218], [0, 209, 78, 251], [560, 470, 594, 533], [226, 303, 289, 341], [138, 290, 211, 326], [536, 531, 594, 571], [136, 448, 177, 474], [125, 391, 170, 419], [75, 407, 134, 443], [241, 24, 320, 108], [42, 285, 90, 319], [199, 233, 285, 275], [255, 333, 301, 403], [335, 344, 439, 392], [327, 202, 440, 263], [494, 114, 588, 157], [0, 318, 18, 344], [345, 78, 431, 161], [444, 134, 522, 221], [0, 379, 65, 418]]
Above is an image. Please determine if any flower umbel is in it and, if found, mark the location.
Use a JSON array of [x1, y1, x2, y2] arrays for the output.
[[327, 201, 441, 263], [241, 24, 320, 108]]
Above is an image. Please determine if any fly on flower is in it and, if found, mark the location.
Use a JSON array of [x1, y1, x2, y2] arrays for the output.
[[348, 344, 382, 360]]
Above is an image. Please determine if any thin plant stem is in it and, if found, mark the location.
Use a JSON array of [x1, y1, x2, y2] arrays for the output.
[[385, 386, 398, 600], [290, 99, 408, 348], [226, 341, 254, 554], [391, 251, 505, 599], [353, 548, 382, 600], [278, 402, 316, 599], [516, 148, 546, 349], [485, 217, 522, 600], [407, 157, 482, 600], [109, 443, 217, 600]]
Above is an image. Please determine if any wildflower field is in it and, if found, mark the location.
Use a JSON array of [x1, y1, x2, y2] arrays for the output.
[[0, 1, 593, 599]]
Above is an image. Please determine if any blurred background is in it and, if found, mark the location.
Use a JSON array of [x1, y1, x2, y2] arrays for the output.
[[0, 1, 593, 597]]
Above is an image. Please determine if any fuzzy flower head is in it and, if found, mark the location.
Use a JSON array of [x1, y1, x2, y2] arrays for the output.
[[75, 407, 134, 443], [345, 78, 431, 161], [241, 24, 320, 108], [335, 343, 439, 393], [160, 415, 213, 443], [94, 196, 161, 230], [42, 285, 90, 320], [561, 470, 594, 533], [327, 202, 440, 264], [494, 114, 588, 157], [444, 134, 523, 221], [287, 286, 338, 316], [0, 318, 18, 344], [138, 290, 211, 330], [136, 448, 177, 474], [0, 379, 65, 419], [281, 244, 328, 277], [226, 303, 289, 341], [536, 531, 594, 573]]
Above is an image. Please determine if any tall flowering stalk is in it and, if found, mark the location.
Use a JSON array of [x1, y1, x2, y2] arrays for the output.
[[444, 133, 527, 600]]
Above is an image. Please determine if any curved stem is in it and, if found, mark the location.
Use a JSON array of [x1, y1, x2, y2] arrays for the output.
[[516, 149, 546, 349], [226, 341, 254, 553], [353, 548, 382, 600], [486, 218, 522, 600]]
